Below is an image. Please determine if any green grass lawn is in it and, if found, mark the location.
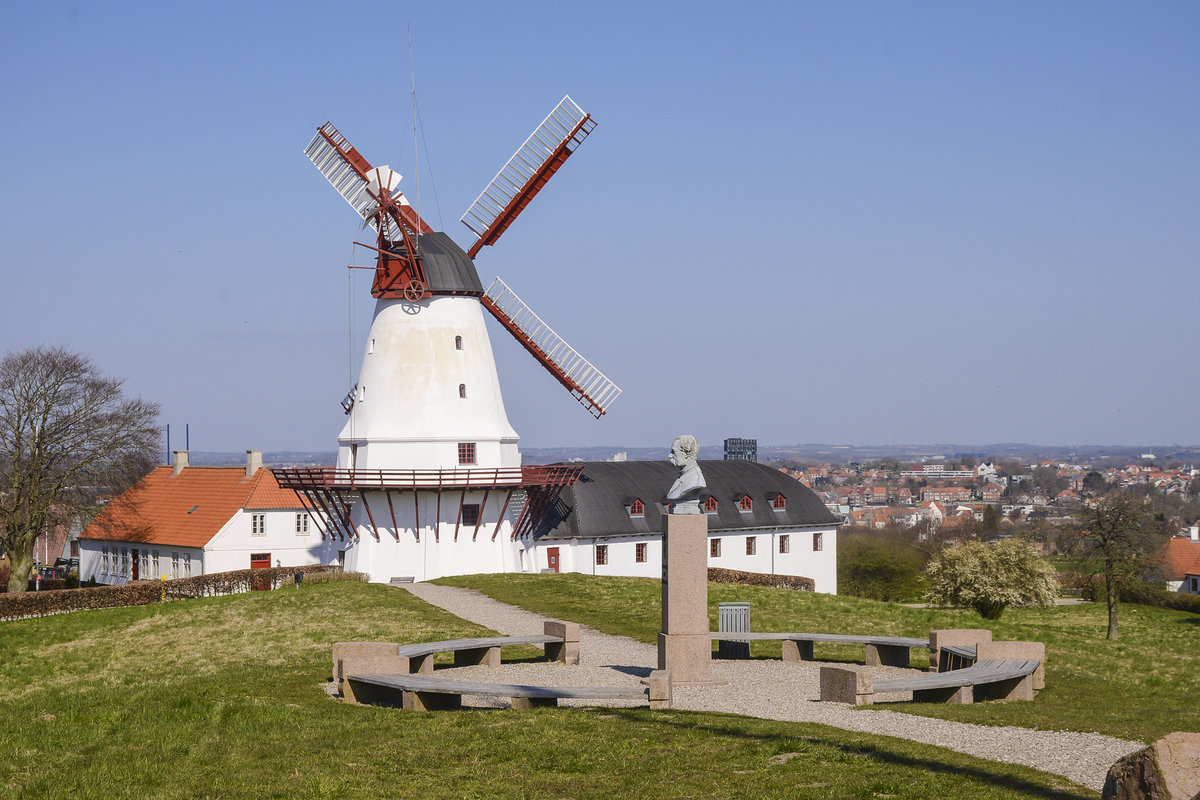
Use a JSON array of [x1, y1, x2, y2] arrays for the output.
[[0, 582, 1103, 799], [437, 573, 1200, 742]]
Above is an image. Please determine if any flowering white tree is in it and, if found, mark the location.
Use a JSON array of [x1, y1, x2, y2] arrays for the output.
[[925, 539, 1058, 619]]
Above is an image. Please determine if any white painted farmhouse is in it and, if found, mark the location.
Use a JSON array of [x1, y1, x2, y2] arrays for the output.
[[79, 450, 334, 584]]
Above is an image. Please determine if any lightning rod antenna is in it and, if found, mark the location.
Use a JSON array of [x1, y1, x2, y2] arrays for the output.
[[409, 24, 420, 247]]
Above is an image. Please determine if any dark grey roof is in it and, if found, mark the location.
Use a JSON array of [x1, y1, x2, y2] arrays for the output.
[[531, 460, 838, 540], [388, 231, 483, 295]]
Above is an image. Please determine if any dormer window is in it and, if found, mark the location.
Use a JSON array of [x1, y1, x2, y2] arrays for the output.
[[629, 498, 645, 517], [772, 494, 787, 510], [738, 494, 753, 512], [704, 496, 718, 514]]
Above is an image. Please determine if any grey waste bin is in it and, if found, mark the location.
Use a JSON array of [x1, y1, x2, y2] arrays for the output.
[[717, 602, 751, 659]]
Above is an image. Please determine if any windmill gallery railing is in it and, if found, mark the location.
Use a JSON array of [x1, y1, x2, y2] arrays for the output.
[[272, 465, 581, 543]]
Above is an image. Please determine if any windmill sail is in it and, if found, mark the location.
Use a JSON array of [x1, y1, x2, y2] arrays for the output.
[[304, 123, 430, 242], [481, 277, 620, 418], [461, 96, 596, 259]]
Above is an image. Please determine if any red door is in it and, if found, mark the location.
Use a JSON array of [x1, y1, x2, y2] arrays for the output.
[[250, 553, 271, 590], [547, 547, 560, 574], [131, 549, 139, 581]]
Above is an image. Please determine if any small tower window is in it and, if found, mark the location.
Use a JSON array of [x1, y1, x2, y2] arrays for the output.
[[459, 384, 467, 399], [455, 335, 463, 351], [458, 442, 476, 465], [738, 494, 753, 512], [772, 494, 787, 510], [629, 498, 645, 517], [704, 496, 718, 513]]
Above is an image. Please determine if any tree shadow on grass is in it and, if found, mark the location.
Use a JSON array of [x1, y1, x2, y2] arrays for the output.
[[595, 709, 1095, 800]]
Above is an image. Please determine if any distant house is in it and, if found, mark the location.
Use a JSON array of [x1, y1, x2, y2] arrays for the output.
[[1150, 528, 1200, 593], [921, 486, 972, 504], [979, 484, 1003, 503], [78, 450, 336, 584]]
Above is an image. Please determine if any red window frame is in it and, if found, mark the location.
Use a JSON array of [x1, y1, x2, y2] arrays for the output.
[[635, 542, 647, 563], [710, 538, 721, 558], [596, 544, 608, 565], [629, 498, 645, 517], [458, 442, 476, 465], [704, 496, 718, 513], [779, 534, 790, 554], [745, 536, 756, 556], [772, 494, 787, 510], [738, 495, 753, 512]]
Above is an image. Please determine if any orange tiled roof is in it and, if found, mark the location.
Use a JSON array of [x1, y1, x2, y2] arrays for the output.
[[1151, 537, 1200, 581], [80, 467, 306, 549]]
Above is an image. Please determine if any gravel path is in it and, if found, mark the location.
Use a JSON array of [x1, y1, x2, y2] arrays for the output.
[[401, 583, 1138, 792]]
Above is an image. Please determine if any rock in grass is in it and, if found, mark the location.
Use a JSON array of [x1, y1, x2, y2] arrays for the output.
[[1102, 732, 1200, 800]]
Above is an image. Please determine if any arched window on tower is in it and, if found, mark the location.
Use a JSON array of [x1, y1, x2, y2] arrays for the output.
[[455, 335, 463, 351], [459, 384, 467, 399]]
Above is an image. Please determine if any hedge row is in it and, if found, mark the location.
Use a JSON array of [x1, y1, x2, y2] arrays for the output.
[[0, 564, 341, 621], [708, 567, 814, 592]]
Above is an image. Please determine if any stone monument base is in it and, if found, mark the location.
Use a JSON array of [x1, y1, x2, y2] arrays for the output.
[[658, 513, 713, 684]]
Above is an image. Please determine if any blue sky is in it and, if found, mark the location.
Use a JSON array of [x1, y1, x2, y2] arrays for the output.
[[2, 1, 1197, 453]]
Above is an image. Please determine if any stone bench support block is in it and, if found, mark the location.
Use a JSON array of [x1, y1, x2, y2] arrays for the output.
[[913, 684, 974, 704], [403, 690, 463, 712], [453, 646, 501, 668], [865, 644, 910, 668], [647, 669, 672, 710], [820, 666, 873, 705], [929, 629, 992, 672], [332, 641, 400, 682], [782, 639, 815, 662], [977, 641, 1046, 690], [544, 620, 580, 665]]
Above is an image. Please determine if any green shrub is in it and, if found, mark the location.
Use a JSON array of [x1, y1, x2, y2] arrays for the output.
[[838, 533, 926, 601]]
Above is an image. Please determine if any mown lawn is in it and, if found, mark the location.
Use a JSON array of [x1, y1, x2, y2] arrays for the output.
[[437, 573, 1200, 742], [1, 581, 1100, 799]]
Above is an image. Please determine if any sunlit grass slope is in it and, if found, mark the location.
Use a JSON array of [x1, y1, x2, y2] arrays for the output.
[[438, 573, 1200, 742], [0, 581, 1106, 799]]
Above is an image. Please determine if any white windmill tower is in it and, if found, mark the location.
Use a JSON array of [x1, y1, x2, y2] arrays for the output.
[[276, 97, 619, 581]]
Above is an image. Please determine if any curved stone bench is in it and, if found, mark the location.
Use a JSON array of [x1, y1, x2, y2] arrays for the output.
[[820, 657, 1042, 705], [344, 670, 672, 711], [710, 631, 929, 668], [333, 621, 580, 687]]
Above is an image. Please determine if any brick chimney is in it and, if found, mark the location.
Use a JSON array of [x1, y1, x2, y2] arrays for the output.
[[246, 449, 263, 477], [172, 450, 189, 475]]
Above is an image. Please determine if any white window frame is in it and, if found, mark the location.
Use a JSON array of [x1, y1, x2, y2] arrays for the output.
[[296, 513, 309, 535], [184, 553, 192, 578], [171, 552, 180, 578], [101, 546, 110, 574], [152, 551, 160, 577], [251, 513, 266, 536]]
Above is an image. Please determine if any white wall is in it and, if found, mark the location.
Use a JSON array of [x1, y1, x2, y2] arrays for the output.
[[531, 523, 839, 594], [79, 539, 204, 585], [204, 508, 337, 574]]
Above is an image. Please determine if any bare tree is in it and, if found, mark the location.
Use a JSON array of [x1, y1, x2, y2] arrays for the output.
[[0, 346, 160, 592], [1073, 491, 1158, 640]]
